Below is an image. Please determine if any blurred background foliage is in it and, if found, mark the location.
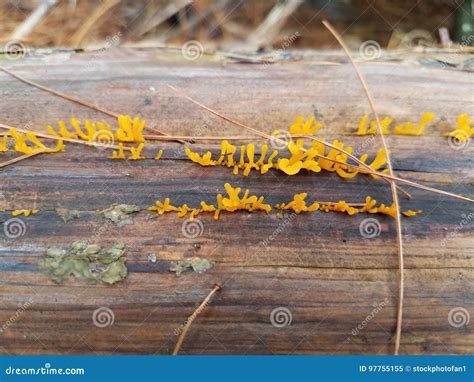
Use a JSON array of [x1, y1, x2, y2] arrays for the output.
[[0, 0, 472, 51]]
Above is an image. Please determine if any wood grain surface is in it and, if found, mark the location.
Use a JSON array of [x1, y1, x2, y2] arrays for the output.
[[0, 49, 472, 355]]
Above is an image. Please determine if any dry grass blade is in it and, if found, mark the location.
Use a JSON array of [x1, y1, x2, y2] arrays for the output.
[[322, 20, 404, 355], [172, 284, 221, 355]]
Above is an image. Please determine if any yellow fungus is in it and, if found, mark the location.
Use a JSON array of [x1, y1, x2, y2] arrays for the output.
[[148, 198, 179, 214], [148, 183, 271, 220], [360, 196, 378, 213], [275, 193, 319, 213], [445, 114, 473, 142], [58, 120, 78, 139], [129, 143, 145, 160], [393, 112, 436, 136], [357, 115, 392, 135], [289, 116, 322, 136], [402, 210, 423, 217], [147, 184, 423, 220], [376, 203, 397, 218], [111, 143, 126, 159], [186, 137, 386, 181], [7, 128, 64, 154], [0, 136, 9, 152], [116, 115, 145, 142], [12, 209, 39, 217], [154, 149, 163, 160]]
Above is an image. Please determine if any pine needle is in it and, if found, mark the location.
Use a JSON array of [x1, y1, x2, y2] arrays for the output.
[[0, 67, 179, 141], [0, 150, 44, 168], [166, 85, 473, 203], [172, 284, 221, 355], [322, 20, 404, 355]]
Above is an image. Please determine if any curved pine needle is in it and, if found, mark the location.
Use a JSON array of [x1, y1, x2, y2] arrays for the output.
[[166, 84, 411, 198], [322, 20, 404, 355], [166, 84, 473, 203], [172, 284, 221, 356], [0, 67, 180, 141]]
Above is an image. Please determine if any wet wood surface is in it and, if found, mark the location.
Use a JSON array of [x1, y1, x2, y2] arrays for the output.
[[0, 49, 473, 355]]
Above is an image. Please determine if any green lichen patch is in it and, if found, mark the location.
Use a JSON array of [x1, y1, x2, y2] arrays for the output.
[[101, 204, 140, 227], [38, 241, 127, 284], [56, 208, 81, 223], [169, 257, 214, 276]]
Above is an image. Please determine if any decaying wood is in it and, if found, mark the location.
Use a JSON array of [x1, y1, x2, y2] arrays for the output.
[[0, 48, 472, 355]]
